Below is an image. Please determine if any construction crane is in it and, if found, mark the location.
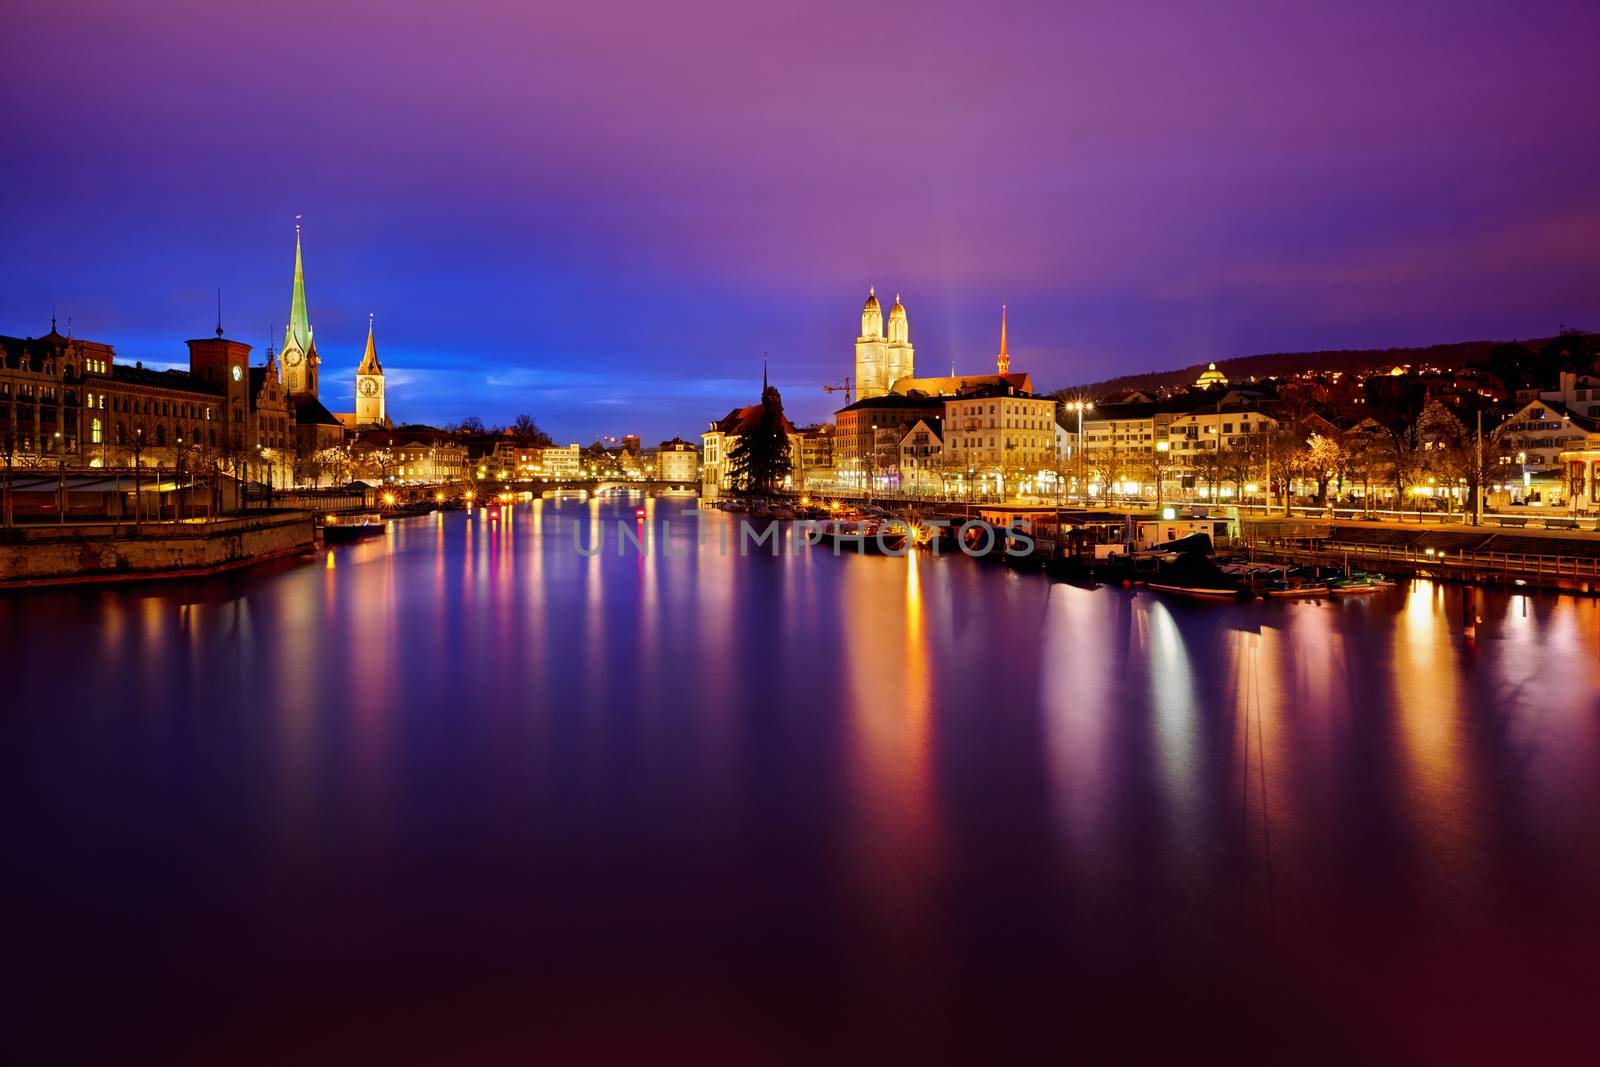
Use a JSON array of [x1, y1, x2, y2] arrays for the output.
[[822, 377, 853, 406]]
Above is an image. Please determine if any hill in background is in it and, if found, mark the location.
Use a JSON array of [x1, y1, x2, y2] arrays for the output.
[[1059, 337, 1558, 396]]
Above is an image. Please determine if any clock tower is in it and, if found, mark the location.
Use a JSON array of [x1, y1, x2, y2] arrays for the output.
[[355, 316, 386, 428], [280, 221, 320, 398], [187, 331, 252, 448]]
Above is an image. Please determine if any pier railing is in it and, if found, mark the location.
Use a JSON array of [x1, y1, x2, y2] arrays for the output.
[[1321, 541, 1600, 578], [1251, 536, 1600, 583]]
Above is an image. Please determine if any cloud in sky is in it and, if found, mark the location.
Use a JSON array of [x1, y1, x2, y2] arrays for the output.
[[3, 0, 1597, 441]]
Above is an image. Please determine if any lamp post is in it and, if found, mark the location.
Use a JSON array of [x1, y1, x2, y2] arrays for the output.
[[1064, 399, 1092, 502], [1155, 439, 1169, 516], [1474, 407, 1483, 526], [54, 430, 65, 525], [868, 423, 877, 505], [132, 426, 144, 529]]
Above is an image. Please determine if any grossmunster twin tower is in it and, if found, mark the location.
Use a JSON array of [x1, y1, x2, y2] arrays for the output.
[[853, 288, 1026, 400], [0, 226, 389, 482]]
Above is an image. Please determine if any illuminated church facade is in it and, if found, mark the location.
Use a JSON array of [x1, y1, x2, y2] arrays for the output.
[[852, 289, 1031, 402]]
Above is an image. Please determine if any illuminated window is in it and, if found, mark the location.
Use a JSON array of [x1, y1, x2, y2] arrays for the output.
[[92, 418, 102, 444]]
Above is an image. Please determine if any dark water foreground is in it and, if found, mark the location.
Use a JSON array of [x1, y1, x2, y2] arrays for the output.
[[4, 500, 1597, 1064]]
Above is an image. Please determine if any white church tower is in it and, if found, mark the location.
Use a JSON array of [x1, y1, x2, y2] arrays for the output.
[[855, 288, 915, 400], [355, 315, 386, 428]]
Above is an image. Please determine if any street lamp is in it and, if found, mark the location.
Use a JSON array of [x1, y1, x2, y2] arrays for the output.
[[1064, 399, 1093, 502], [1155, 439, 1169, 515], [133, 425, 144, 528], [54, 430, 65, 525], [868, 423, 878, 504]]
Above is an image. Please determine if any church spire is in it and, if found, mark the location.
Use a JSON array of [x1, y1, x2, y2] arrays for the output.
[[358, 314, 382, 375], [285, 217, 312, 357], [996, 304, 1010, 375]]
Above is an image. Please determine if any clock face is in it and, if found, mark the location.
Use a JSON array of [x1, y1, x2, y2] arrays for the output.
[[284, 350, 303, 367], [231, 364, 243, 382], [359, 378, 378, 397]]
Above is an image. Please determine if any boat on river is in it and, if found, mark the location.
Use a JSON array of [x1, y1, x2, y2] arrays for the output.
[[1146, 581, 1243, 600], [322, 513, 387, 543], [1264, 578, 1328, 599], [816, 517, 910, 554]]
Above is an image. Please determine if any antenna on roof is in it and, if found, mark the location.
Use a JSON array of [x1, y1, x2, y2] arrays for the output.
[[216, 288, 224, 338], [51, 304, 57, 333]]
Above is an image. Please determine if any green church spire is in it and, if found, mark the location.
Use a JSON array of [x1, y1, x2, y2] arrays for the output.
[[284, 218, 314, 359]]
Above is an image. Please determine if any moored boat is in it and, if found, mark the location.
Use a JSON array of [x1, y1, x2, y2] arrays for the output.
[[1146, 582, 1242, 600], [323, 513, 387, 543], [1264, 580, 1329, 599]]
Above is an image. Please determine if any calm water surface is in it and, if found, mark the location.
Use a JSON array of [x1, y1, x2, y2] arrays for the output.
[[6, 499, 1599, 1063]]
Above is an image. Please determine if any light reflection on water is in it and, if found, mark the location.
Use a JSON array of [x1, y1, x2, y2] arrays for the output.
[[3, 500, 1598, 1062]]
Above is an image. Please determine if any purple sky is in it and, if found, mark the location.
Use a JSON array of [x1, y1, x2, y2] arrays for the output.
[[5, 0, 1598, 442]]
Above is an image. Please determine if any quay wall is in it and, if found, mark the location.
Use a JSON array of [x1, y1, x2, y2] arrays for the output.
[[0, 512, 315, 587], [1243, 519, 1600, 595]]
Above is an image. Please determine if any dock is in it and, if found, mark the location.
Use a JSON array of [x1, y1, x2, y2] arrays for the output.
[[1242, 517, 1600, 594]]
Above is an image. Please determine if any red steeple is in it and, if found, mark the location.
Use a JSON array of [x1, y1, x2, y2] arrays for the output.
[[996, 304, 1009, 375]]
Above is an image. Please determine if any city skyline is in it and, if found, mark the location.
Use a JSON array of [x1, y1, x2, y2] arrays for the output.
[[5, 1, 1599, 442]]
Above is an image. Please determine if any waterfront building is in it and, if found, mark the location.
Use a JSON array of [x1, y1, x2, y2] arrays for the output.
[[351, 429, 467, 483], [941, 383, 1058, 495], [2, 229, 399, 488], [479, 439, 546, 476], [1, 321, 297, 487], [1557, 432, 1600, 513], [1163, 401, 1279, 499], [1080, 399, 1167, 472], [249, 347, 295, 485], [832, 393, 944, 491], [655, 437, 698, 483], [540, 443, 583, 479], [789, 424, 834, 489], [1496, 397, 1594, 469], [898, 417, 944, 495], [700, 400, 796, 494]]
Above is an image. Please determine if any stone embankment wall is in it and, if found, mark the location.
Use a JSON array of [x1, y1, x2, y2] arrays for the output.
[[0, 512, 315, 587]]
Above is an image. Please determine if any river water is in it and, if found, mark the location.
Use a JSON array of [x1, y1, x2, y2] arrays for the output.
[[5, 499, 1598, 1063]]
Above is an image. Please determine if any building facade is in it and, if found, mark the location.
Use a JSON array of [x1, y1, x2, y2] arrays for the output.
[[832, 394, 945, 489], [941, 386, 1058, 485], [656, 438, 698, 483], [898, 417, 944, 494], [541, 444, 582, 478], [352, 429, 467, 484], [854, 289, 915, 401]]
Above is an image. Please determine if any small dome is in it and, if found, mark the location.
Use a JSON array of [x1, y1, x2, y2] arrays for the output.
[[863, 288, 882, 314], [888, 295, 906, 319]]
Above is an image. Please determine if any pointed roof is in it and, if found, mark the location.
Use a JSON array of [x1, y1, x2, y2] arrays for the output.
[[997, 304, 1010, 374], [358, 317, 382, 375], [284, 223, 315, 357]]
